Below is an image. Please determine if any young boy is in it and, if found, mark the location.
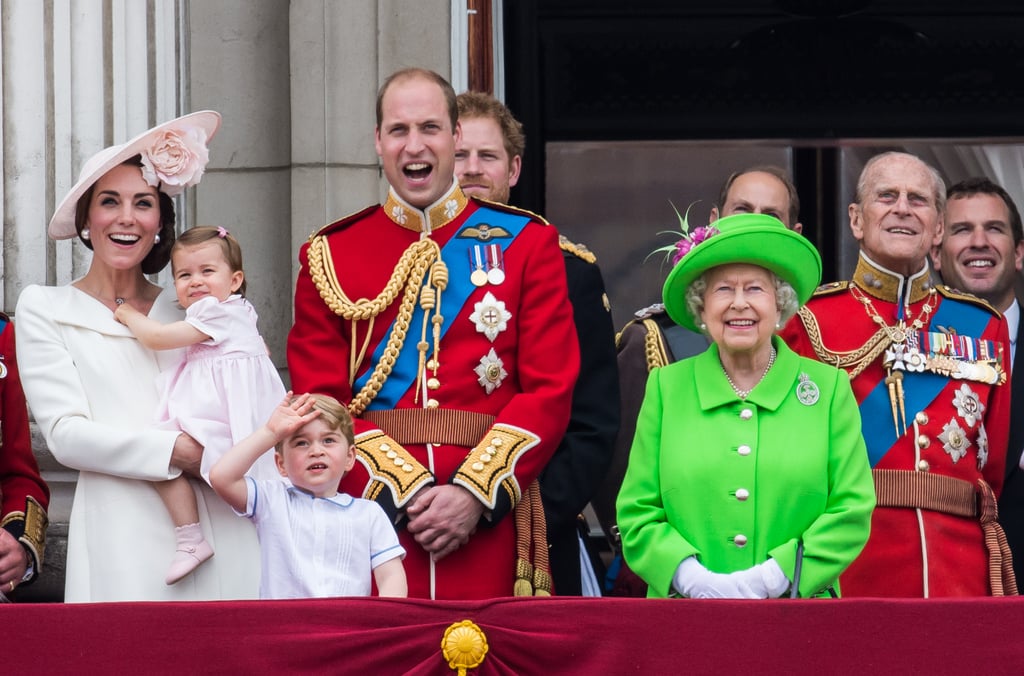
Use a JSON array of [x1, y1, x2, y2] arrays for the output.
[[210, 392, 407, 598]]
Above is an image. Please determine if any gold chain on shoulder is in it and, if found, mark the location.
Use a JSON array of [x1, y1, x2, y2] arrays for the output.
[[307, 234, 441, 415], [640, 318, 671, 372], [796, 305, 890, 379]]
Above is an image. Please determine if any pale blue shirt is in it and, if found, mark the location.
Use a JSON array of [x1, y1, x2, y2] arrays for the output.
[[242, 478, 405, 599]]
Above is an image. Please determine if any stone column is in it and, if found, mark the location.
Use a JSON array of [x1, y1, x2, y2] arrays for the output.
[[4, 0, 184, 602], [287, 0, 452, 337], [188, 0, 293, 367]]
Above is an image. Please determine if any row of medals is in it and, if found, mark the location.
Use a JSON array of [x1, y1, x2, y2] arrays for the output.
[[469, 243, 505, 287]]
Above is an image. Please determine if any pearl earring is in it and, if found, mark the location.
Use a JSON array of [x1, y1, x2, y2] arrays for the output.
[[699, 322, 707, 332], [154, 233, 161, 244], [81, 227, 90, 241], [775, 321, 783, 330]]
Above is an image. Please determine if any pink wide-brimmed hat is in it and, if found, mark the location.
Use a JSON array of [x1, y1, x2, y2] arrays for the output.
[[48, 110, 222, 240]]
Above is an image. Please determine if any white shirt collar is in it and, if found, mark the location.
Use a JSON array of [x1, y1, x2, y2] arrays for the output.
[[1005, 301, 1020, 367]]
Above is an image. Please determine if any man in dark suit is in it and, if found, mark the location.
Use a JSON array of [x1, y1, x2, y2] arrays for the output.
[[454, 91, 620, 595], [932, 177, 1024, 581]]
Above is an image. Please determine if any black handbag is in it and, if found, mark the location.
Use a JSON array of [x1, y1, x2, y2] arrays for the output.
[[790, 542, 838, 598]]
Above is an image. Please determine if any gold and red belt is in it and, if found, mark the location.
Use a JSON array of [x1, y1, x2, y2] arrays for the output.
[[872, 469, 1017, 596]]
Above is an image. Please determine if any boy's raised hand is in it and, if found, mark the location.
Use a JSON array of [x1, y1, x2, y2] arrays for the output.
[[266, 392, 321, 441]]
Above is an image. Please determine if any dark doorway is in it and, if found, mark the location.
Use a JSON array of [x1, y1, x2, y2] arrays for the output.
[[504, 1, 1024, 320]]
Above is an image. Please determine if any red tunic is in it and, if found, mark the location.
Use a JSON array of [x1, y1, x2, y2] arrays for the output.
[[287, 185, 579, 599], [0, 314, 50, 582], [780, 255, 1010, 597]]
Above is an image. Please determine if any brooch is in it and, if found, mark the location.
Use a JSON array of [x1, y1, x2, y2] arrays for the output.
[[795, 373, 819, 406]]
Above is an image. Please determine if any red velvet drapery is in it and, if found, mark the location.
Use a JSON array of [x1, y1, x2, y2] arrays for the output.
[[7, 596, 1024, 674]]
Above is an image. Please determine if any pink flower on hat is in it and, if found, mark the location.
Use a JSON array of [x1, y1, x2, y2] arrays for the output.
[[671, 225, 718, 265], [649, 201, 719, 266], [140, 125, 211, 197]]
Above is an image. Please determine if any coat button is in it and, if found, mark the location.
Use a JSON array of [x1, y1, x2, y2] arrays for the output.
[[737, 445, 751, 456], [733, 534, 748, 548], [917, 435, 930, 449], [915, 411, 929, 425], [740, 409, 753, 420], [917, 460, 930, 472], [735, 488, 749, 501]]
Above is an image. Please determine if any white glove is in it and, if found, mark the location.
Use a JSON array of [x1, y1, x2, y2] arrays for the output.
[[732, 559, 791, 599], [672, 556, 760, 599]]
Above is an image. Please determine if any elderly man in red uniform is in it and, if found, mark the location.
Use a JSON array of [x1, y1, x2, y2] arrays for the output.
[[287, 68, 578, 600], [0, 313, 49, 601], [781, 152, 1014, 597]]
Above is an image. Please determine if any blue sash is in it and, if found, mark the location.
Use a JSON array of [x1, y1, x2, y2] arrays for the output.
[[861, 297, 992, 466], [357, 208, 531, 410]]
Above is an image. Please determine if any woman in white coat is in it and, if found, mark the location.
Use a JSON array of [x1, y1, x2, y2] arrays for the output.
[[16, 112, 261, 602]]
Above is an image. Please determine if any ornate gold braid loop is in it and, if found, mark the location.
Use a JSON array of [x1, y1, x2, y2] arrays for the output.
[[796, 306, 890, 379], [307, 235, 441, 415], [641, 318, 671, 372]]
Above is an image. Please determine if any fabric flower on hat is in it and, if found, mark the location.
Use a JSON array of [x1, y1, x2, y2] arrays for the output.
[[140, 125, 211, 197], [648, 201, 720, 267]]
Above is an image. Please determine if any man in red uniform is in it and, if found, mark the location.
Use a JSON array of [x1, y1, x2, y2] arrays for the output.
[[287, 68, 579, 599], [780, 152, 1014, 597], [0, 313, 49, 601]]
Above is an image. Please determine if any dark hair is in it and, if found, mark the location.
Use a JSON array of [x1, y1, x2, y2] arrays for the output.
[[74, 155, 176, 275], [456, 91, 526, 160], [376, 67, 458, 132], [946, 177, 1023, 245], [717, 165, 800, 228], [172, 225, 247, 296]]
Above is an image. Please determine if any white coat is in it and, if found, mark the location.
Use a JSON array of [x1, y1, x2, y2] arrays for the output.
[[15, 284, 260, 602]]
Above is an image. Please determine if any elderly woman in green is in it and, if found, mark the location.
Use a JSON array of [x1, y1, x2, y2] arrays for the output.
[[617, 213, 874, 599]]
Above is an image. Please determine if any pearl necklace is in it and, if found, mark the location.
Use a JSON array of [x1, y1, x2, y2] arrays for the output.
[[723, 346, 776, 399]]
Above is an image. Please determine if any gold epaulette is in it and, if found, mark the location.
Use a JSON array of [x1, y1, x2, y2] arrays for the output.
[[811, 280, 849, 297], [473, 197, 550, 225], [307, 204, 378, 241], [558, 234, 597, 264], [936, 284, 1001, 317]]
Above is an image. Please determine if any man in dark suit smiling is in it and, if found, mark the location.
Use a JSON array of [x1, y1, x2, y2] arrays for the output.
[[932, 176, 1024, 581]]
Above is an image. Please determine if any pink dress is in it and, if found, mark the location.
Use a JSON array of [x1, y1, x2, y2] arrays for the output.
[[156, 295, 285, 483]]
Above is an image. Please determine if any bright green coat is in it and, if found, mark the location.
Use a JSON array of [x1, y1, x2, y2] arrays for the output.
[[617, 337, 875, 598]]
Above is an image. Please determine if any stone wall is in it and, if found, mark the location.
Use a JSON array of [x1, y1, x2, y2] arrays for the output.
[[12, 0, 453, 602]]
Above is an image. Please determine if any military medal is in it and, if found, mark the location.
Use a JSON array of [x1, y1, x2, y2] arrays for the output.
[[938, 418, 971, 463], [474, 348, 508, 394], [851, 285, 938, 436], [469, 246, 488, 287], [977, 425, 989, 470], [470, 291, 512, 342], [486, 243, 505, 285], [952, 384, 984, 427]]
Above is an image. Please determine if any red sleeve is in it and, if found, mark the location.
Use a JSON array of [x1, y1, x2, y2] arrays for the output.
[[982, 313, 1011, 496], [0, 320, 50, 575]]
